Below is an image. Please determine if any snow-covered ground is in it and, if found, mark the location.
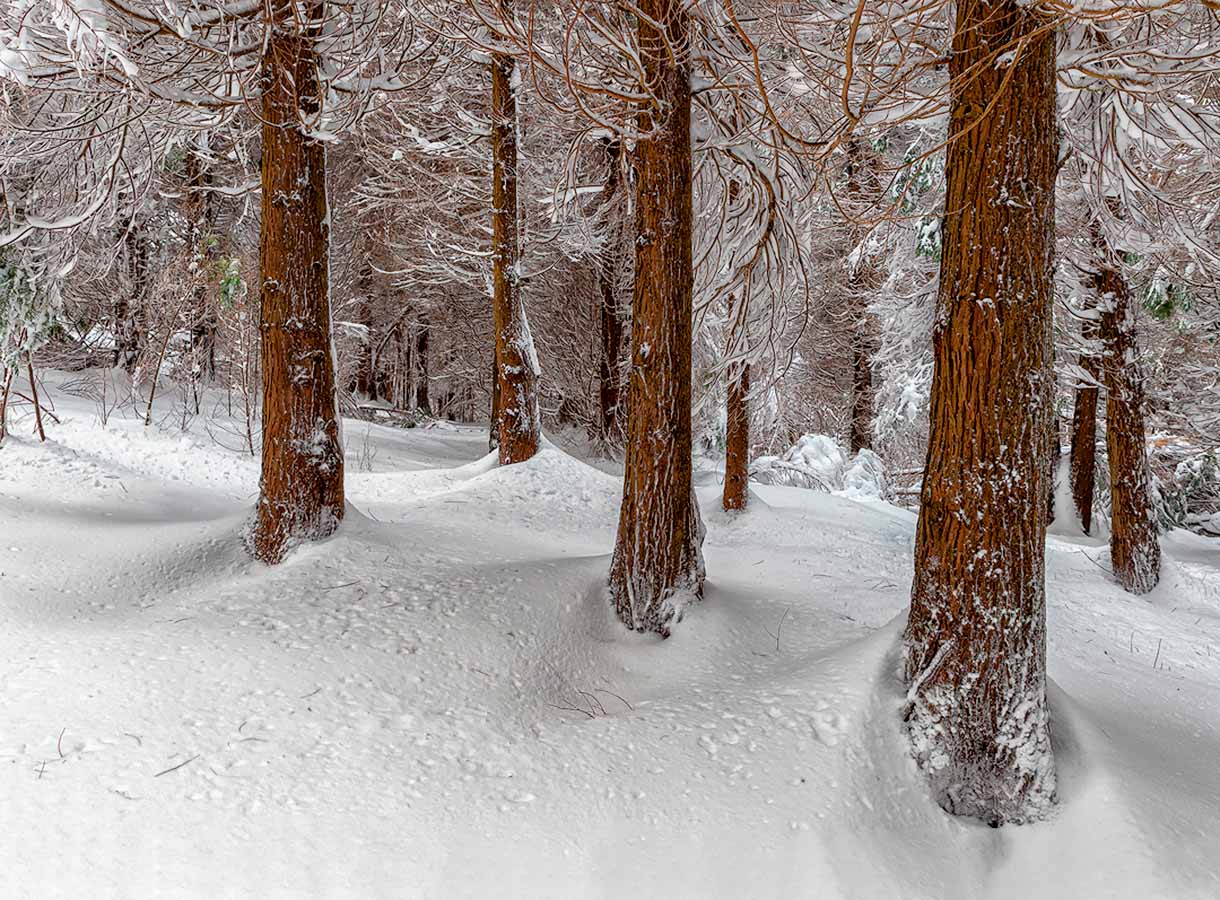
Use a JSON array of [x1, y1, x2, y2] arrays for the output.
[[2, 372, 1218, 899]]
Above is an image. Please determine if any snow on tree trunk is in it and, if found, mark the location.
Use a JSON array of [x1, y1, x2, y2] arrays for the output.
[[1094, 216, 1161, 594], [608, 0, 705, 636], [1069, 315, 1101, 534], [491, 26, 540, 466], [184, 143, 218, 379], [846, 138, 879, 455], [249, 0, 344, 564], [723, 356, 750, 512], [903, 0, 1058, 826], [597, 137, 624, 446]]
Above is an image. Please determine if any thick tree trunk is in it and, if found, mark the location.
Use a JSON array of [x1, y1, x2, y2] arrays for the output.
[[597, 137, 625, 445], [1069, 316, 1101, 534], [250, 0, 344, 564], [490, 20, 540, 465], [903, 0, 1058, 825], [723, 357, 750, 511], [1094, 220, 1161, 593], [607, 0, 705, 635]]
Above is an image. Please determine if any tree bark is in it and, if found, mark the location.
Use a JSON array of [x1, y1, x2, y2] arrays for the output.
[[115, 214, 147, 373], [185, 143, 218, 379], [1094, 217, 1161, 593], [490, 15, 540, 465], [903, 0, 1058, 825], [723, 355, 750, 511], [607, 0, 705, 635], [846, 138, 879, 454], [597, 137, 625, 445], [415, 318, 431, 414], [352, 266, 375, 399], [250, 0, 344, 564], [1069, 316, 1101, 534]]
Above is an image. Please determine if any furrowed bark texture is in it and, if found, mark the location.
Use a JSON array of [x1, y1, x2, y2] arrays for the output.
[[608, 0, 705, 635], [491, 34, 540, 465], [1069, 316, 1101, 534], [903, 0, 1058, 825], [597, 137, 625, 445], [250, 2, 344, 564], [723, 356, 750, 511], [1094, 224, 1161, 594]]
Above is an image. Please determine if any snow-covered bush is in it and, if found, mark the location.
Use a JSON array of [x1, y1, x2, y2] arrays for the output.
[[750, 433, 889, 500], [1153, 451, 1220, 534]]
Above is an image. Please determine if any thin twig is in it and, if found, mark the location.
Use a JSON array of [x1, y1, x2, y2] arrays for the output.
[[154, 754, 200, 778]]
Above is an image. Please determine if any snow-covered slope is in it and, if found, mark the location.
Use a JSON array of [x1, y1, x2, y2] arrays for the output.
[[1, 373, 1218, 899]]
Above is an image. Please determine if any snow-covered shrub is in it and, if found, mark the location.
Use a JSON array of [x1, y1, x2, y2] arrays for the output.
[[0, 247, 61, 367], [1153, 451, 1220, 534], [751, 433, 889, 500]]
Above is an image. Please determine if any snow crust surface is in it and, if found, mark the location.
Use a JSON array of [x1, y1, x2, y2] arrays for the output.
[[1, 373, 1218, 899]]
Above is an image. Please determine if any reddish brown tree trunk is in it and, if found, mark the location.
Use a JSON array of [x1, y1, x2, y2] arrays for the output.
[[903, 0, 1058, 825], [723, 355, 750, 511], [250, 0, 344, 564], [597, 137, 625, 445], [608, 0, 704, 635], [1094, 217, 1161, 593], [1069, 316, 1101, 534], [490, 17, 540, 465]]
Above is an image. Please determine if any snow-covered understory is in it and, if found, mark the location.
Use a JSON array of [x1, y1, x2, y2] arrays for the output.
[[2, 374, 1219, 899]]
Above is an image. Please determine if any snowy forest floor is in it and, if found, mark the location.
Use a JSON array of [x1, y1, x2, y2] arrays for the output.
[[2, 372, 1219, 900]]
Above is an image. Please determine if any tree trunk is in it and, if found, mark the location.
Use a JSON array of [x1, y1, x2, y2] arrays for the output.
[[250, 0, 344, 564], [415, 318, 431, 414], [1094, 217, 1161, 593], [490, 15, 540, 465], [723, 356, 750, 511], [846, 138, 878, 454], [849, 331, 873, 454], [607, 0, 705, 636], [903, 0, 1058, 825], [185, 143, 218, 379], [597, 137, 625, 445], [352, 267, 375, 399], [1069, 316, 1101, 534], [115, 215, 147, 373]]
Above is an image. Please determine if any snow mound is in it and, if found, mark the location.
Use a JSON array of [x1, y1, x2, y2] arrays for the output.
[[751, 434, 888, 500]]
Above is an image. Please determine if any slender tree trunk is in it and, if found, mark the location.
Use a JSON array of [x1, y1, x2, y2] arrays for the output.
[[846, 138, 879, 454], [849, 332, 873, 454], [723, 352, 750, 511], [415, 318, 431, 414], [597, 137, 625, 445], [115, 215, 147, 373], [490, 12, 540, 465], [1094, 215, 1161, 593], [351, 266, 375, 399], [250, 0, 344, 564], [489, 354, 500, 452], [185, 143, 218, 379], [903, 0, 1058, 825], [608, 0, 704, 635], [1069, 316, 1101, 534]]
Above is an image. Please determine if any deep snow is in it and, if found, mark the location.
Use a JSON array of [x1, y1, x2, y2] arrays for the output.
[[1, 372, 1218, 899]]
